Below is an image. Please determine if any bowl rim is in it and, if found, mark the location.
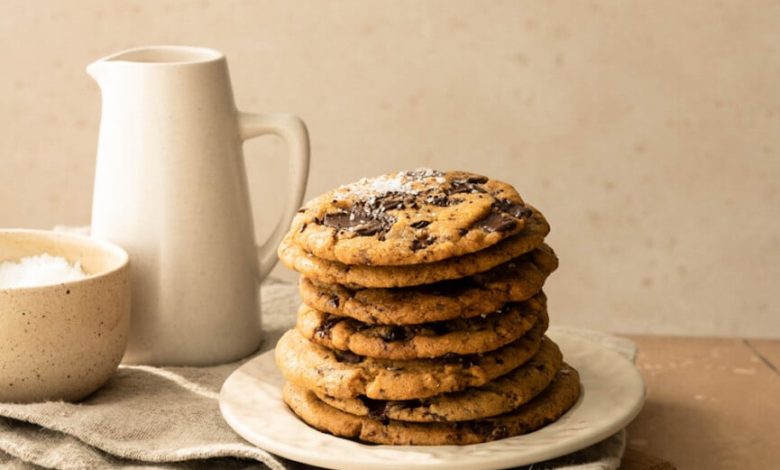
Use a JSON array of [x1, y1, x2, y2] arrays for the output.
[[0, 229, 129, 292]]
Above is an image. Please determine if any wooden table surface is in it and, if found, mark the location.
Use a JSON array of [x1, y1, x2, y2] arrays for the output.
[[617, 335, 780, 470]]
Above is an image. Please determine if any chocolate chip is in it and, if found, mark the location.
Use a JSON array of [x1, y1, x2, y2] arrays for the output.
[[477, 212, 517, 233], [466, 175, 489, 184], [333, 350, 364, 364], [327, 295, 340, 308], [299, 223, 307, 233], [410, 220, 431, 229]]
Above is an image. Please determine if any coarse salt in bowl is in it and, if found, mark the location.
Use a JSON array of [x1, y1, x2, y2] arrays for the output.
[[0, 253, 88, 289], [0, 229, 130, 403]]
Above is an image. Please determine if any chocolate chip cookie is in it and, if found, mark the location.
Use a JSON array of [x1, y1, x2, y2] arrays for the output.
[[282, 364, 581, 445], [296, 294, 546, 359], [275, 320, 546, 400], [278, 207, 549, 288], [300, 245, 557, 324], [289, 169, 532, 266], [315, 337, 563, 422]]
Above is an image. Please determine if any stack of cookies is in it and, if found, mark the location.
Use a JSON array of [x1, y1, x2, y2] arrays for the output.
[[275, 169, 580, 445]]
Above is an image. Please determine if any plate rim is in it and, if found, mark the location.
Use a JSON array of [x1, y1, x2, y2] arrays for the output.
[[219, 330, 646, 470]]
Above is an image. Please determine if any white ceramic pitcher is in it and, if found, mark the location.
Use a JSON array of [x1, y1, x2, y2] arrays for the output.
[[88, 46, 309, 366]]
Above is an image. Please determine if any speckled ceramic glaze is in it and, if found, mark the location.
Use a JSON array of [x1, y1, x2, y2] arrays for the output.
[[0, 229, 130, 403]]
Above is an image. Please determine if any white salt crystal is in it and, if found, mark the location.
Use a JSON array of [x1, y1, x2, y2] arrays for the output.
[[333, 168, 443, 200], [0, 254, 87, 289]]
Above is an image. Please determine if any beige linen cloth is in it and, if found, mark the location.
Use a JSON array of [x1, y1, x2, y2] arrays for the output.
[[0, 281, 636, 470]]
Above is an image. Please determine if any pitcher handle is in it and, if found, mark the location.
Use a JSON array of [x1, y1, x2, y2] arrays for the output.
[[239, 111, 310, 281]]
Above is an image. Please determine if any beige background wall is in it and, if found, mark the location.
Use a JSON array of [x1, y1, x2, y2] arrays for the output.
[[1, 1, 778, 337]]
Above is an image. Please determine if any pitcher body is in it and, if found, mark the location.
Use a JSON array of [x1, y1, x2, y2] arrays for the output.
[[89, 46, 309, 366]]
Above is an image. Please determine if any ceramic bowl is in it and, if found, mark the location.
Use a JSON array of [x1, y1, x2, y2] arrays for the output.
[[0, 229, 130, 403]]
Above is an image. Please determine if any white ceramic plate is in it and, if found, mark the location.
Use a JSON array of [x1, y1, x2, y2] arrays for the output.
[[219, 330, 645, 470]]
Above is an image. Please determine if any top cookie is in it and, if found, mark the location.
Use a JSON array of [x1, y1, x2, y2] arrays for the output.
[[289, 169, 532, 266]]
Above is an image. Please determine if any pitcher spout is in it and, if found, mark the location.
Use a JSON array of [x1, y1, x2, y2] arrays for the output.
[[86, 45, 224, 85], [86, 59, 107, 83]]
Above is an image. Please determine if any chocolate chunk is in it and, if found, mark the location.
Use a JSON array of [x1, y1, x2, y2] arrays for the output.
[[477, 212, 517, 233], [466, 175, 489, 184], [359, 396, 389, 420], [362, 191, 420, 213], [333, 350, 364, 364], [380, 326, 407, 342], [314, 315, 345, 339], [322, 212, 352, 229], [449, 179, 488, 195], [410, 220, 431, 229], [386, 399, 426, 416], [378, 195, 405, 211], [354, 322, 372, 332], [410, 235, 437, 252], [353, 219, 386, 236], [494, 199, 532, 219], [464, 421, 509, 440], [425, 195, 450, 207], [322, 208, 395, 237]]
